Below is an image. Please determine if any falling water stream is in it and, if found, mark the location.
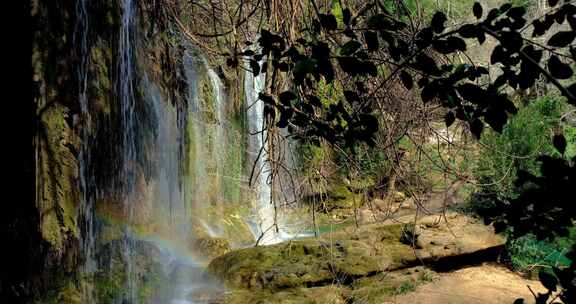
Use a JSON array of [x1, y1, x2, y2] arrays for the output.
[[74, 0, 97, 302], [117, 0, 140, 301], [244, 67, 290, 245], [74, 1, 301, 302]]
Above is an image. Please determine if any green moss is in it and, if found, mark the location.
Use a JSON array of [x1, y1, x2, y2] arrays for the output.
[[215, 286, 349, 304], [89, 41, 113, 116], [208, 222, 417, 291], [192, 237, 232, 260], [38, 103, 80, 254], [348, 267, 437, 302], [222, 111, 247, 203]]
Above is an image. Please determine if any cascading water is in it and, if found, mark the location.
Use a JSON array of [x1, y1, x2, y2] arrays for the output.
[[183, 51, 227, 235], [72, 1, 253, 302], [74, 0, 96, 302], [142, 74, 216, 304], [244, 67, 286, 245], [118, 0, 138, 188], [207, 68, 226, 207], [117, 0, 139, 301]]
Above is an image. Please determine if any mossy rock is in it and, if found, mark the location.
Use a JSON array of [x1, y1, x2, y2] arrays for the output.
[[37, 102, 80, 256], [211, 267, 436, 304], [348, 267, 437, 302], [207, 234, 399, 291], [208, 213, 505, 291], [212, 286, 349, 304], [192, 237, 232, 261]]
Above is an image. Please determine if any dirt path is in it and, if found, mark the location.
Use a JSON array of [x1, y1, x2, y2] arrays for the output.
[[386, 264, 547, 304]]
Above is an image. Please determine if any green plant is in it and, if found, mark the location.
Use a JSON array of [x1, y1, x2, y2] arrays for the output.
[[507, 232, 573, 274], [474, 97, 564, 200], [393, 281, 417, 295]]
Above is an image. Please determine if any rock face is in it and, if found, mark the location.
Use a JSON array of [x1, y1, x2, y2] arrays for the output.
[[207, 213, 505, 294]]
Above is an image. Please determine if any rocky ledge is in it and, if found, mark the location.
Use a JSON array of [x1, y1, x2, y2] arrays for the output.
[[205, 213, 505, 303]]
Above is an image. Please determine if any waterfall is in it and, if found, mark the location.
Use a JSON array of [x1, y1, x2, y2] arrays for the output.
[[143, 75, 210, 304], [244, 68, 285, 245], [207, 68, 226, 207], [74, 0, 96, 302], [72, 1, 244, 302], [182, 51, 227, 235], [117, 0, 139, 301], [118, 0, 138, 189]]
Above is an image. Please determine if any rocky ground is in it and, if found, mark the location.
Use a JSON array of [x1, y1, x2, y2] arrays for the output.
[[391, 264, 545, 304], [192, 212, 548, 303]]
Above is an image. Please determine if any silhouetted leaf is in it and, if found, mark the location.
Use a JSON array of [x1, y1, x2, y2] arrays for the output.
[[553, 134, 567, 155], [548, 55, 573, 79], [459, 24, 478, 38], [445, 111, 455, 127], [293, 58, 316, 84], [363, 31, 379, 52], [433, 37, 467, 54], [279, 91, 297, 106], [470, 118, 484, 139], [400, 71, 413, 90], [457, 83, 485, 104], [343, 8, 351, 25], [484, 107, 507, 133], [565, 83, 576, 104], [319, 14, 338, 31], [421, 83, 436, 103], [258, 93, 275, 105], [473, 2, 483, 19], [317, 59, 334, 83], [367, 14, 390, 30], [250, 59, 260, 76], [491, 45, 506, 64], [548, 31, 576, 47], [307, 95, 323, 108], [507, 6, 526, 20], [340, 40, 362, 55], [548, 0, 559, 7], [538, 271, 558, 292], [414, 53, 442, 76], [500, 31, 523, 52], [312, 42, 330, 58], [344, 90, 359, 104], [499, 4, 512, 14], [431, 12, 447, 33]]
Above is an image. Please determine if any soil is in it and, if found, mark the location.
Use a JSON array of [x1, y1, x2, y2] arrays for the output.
[[387, 263, 548, 304]]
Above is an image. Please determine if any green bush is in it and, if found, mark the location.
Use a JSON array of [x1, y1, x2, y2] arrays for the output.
[[507, 227, 575, 274], [471, 96, 575, 273], [474, 97, 564, 200]]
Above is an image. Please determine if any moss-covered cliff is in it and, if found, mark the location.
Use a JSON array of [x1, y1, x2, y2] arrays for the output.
[[26, 0, 250, 303]]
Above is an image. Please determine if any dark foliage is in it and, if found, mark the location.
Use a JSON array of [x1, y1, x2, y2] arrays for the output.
[[226, 2, 576, 302], [229, 1, 576, 147]]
